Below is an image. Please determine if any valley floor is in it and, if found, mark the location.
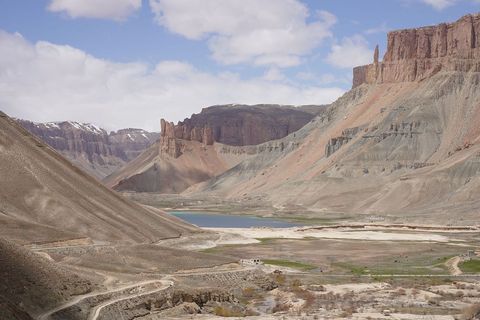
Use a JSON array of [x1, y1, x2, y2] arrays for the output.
[[32, 215, 480, 320], [122, 192, 480, 227]]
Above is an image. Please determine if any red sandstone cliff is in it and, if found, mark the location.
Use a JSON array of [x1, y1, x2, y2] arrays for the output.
[[353, 13, 480, 88], [106, 104, 324, 192], [159, 104, 324, 158]]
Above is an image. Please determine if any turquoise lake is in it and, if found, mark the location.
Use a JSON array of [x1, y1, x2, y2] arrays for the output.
[[169, 211, 298, 228]]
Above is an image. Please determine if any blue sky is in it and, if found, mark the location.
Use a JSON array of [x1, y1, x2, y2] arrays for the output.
[[0, 0, 478, 130]]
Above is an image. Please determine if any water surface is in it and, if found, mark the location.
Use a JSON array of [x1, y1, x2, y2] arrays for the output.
[[170, 211, 297, 228]]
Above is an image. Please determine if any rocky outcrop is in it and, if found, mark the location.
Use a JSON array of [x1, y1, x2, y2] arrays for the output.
[[160, 104, 322, 148], [107, 104, 320, 193], [325, 127, 362, 157], [160, 119, 214, 159], [353, 13, 480, 87], [17, 120, 159, 178], [161, 118, 215, 146], [363, 121, 423, 142], [158, 104, 322, 159]]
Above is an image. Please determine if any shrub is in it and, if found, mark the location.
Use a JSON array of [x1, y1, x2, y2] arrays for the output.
[[340, 305, 357, 317], [291, 279, 302, 289], [272, 301, 290, 313], [213, 306, 243, 317], [242, 287, 255, 298], [273, 273, 286, 286]]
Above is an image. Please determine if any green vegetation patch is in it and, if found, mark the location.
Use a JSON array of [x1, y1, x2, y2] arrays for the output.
[[255, 238, 278, 244], [277, 215, 354, 226], [460, 259, 480, 273], [263, 259, 317, 271], [333, 262, 368, 275], [333, 260, 448, 276]]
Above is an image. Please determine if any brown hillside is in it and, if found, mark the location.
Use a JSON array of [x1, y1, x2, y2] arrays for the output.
[[0, 112, 196, 245]]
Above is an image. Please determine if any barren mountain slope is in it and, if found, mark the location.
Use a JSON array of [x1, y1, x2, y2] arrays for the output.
[[105, 104, 324, 193], [0, 238, 95, 320], [17, 120, 159, 179], [0, 112, 196, 244], [104, 138, 250, 193], [190, 14, 480, 224]]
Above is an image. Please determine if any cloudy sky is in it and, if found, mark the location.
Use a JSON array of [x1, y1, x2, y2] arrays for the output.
[[0, 0, 478, 131]]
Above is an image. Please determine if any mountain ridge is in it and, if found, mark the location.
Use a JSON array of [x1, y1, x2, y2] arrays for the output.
[[105, 104, 325, 193], [183, 14, 480, 225], [16, 119, 160, 179], [0, 111, 197, 245]]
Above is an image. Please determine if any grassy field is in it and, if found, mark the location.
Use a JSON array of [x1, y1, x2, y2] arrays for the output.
[[460, 259, 480, 273], [262, 259, 317, 271], [333, 255, 452, 276]]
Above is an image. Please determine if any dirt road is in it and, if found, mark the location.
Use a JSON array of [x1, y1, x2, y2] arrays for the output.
[[89, 280, 173, 320], [37, 279, 171, 320], [445, 256, 463, 276]]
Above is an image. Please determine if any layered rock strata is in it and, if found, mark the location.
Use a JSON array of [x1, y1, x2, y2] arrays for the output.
[[160, 104, 321, 147], [158, 104, 322, 159], [353, 13, 480, 88], [107, 104, 321, 193], [325, 127, 362, 157], [17, 120, 159, 178]]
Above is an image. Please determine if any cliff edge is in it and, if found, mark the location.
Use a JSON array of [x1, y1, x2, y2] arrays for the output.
[[353, 13, 480, 87]]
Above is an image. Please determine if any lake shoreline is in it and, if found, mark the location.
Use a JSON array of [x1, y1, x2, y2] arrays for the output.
[[169, 211, 300, 228]]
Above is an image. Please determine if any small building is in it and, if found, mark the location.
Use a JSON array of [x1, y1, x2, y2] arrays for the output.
[[240, 259, 263, 266], [467, 250, 476, 260]]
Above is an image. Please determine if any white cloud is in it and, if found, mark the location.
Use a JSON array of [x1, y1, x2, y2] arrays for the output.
[[0, 30, 345, 131], [149, 0, 336, 68], [262, 68, 286, 82], [48, 0, 141, 21], [326, 35, 373, 69], [420, 0, 457, 10]]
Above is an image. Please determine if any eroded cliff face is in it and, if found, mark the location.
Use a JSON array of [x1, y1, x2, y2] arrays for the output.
[[161, 104, 321, 147], [17, 120, 159, 179], [159, 119, 214, 159], [107, 104, 322, 193], [353, 13, 480, 87], [189, 14, 480, 224], [158, 104, 323, 159]]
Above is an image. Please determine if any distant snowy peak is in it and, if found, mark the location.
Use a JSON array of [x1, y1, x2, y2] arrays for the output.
[[20, 119, 107, 135], [18, 120, 159, 139], [53, 121, 106, 134], [16, 118, 160, 179]]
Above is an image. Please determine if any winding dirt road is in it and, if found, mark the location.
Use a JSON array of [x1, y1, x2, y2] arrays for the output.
[[88, 280, 173, 320], [445, 256, 463, 276], [37, 279, 171, 320]]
